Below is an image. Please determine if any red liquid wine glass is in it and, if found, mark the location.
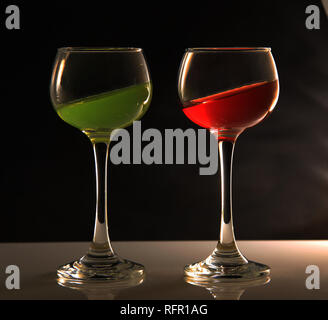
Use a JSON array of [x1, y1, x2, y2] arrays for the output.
[[178, 48, 279, 283]]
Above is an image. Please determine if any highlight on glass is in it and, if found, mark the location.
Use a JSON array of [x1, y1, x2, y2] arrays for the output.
[[178, 47, 279, 283], [50, 47, 152, 285]]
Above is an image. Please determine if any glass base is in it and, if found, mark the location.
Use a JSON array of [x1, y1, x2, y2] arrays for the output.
[[57, 254, 145, 286], [185, 275, 270, 300], [184, 259, 270, 284]]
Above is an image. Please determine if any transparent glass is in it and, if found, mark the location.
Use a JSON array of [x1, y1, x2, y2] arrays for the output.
[[50, 47, 152, 285], [178, 47, 279, 283], [186, 276, 270, 300]]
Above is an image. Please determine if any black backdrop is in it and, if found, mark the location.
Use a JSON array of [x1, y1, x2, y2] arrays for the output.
[[1, 0, 328, 242]]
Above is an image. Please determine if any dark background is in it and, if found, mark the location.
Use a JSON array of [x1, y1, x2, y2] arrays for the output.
[[1, 1, 327, 242]]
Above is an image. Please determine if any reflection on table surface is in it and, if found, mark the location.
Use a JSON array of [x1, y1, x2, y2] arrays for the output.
[[0, 241, 327, 300]]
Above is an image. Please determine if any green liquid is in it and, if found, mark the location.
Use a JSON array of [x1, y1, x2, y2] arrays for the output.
[[56, 82, 151, 140]]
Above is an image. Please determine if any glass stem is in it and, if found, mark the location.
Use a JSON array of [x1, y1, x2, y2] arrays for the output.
[[210, 140, 248, 266], [87, 141, 115, 258]]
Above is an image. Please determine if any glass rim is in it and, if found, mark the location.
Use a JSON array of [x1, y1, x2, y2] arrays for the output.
[[57, 47, 143, 53], [186, 47, 271, 52]]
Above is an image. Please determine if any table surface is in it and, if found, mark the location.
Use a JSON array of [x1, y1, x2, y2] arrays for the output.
[[0, 241, 327, 300]]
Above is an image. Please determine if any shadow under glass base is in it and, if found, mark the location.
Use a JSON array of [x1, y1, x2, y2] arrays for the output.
[[184, 259, 270, 284], [57, 254, 145, 286]]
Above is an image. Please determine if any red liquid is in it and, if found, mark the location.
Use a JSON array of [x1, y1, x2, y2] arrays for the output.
[[182, 80, 279, 139]]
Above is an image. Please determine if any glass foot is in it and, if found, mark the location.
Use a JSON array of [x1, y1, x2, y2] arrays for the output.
[[184, 259, 270, 284], [185, 275, 270, 300], [57, 254, 145, 286]]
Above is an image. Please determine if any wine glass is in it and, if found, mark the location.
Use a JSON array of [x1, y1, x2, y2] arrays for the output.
[[178, 47, 279, 282], [50, 47, 152, 285]]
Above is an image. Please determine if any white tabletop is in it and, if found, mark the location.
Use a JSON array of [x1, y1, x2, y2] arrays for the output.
[[0, 241, 327, 300]]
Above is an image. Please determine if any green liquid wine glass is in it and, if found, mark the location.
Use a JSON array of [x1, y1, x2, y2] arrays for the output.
[[50, 47, 152, 285]]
